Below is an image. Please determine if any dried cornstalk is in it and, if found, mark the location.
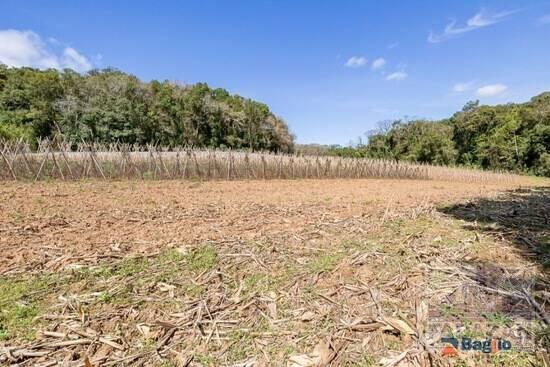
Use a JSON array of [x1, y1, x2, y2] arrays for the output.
[[0, 139, 523, 184]]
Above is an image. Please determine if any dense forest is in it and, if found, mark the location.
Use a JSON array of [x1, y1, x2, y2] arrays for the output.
[[316, 95, 550, 176], [0, 66, 295, 152]]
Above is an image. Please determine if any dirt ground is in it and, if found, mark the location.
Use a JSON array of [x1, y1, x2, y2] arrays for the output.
[[0, 179, 534, 275], [0, 178, 548, 366]]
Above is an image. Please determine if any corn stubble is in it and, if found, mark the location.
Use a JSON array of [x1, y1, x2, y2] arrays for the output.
[[0, 139, 521, 183]]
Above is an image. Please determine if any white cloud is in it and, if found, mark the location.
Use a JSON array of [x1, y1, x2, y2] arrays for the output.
[[0, 29, 92, 72], [476, 84, 507, 97], [371, 58, 386, 70], [386, 71, 408, 81], [428, 10, 514, 43], [0, 30, 57, 69], [452, 81, 474, 93], [62, 47, 92, 71], [387, 42, 399, 49], [345, 56, 367, 68], [536, 15, 550, 26]]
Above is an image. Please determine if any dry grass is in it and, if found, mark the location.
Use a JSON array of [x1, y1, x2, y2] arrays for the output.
[[0, 139, 526, 184], [1, 178, 549, 366]]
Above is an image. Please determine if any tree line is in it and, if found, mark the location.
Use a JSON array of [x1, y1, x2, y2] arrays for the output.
[[2, 65, 548, 176], [0, 66, 295, 152], [318, 95, 550, 176]]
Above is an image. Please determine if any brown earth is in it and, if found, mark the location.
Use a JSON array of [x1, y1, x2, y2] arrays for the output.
[[0, 178, 548, 366], [0, 179, 533, 275]]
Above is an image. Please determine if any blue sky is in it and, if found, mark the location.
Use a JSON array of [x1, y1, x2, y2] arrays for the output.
[[1, 1, 550, 144]]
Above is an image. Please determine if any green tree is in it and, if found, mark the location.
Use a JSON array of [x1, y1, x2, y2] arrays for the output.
[[0, 66, 295, 153]]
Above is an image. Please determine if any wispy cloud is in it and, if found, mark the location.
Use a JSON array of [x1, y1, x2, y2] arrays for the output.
[[536, 15, 550, 26], [386, 71, 408, 81], [371, 58, 386, 71], [428, 10, 515, 43], [387, 42, 399, 49], [344, 56, 367, 68], [62, 47, 92, 71], [0, 29, 93, 72], [452, 81, 474, 93], [476, 83, 507, 97]]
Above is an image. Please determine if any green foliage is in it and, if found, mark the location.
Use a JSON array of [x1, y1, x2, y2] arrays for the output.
[[481, 312, 512, 327], [450, 96, 550, 175], [0, 121, 33, 142], [380, 120, 457, 165], [0, 275, 58, 340], [186, 245, 218, 273], [0, 65, 294, 152], [329, 96, 550, 176], [308, 252, 344, 273]]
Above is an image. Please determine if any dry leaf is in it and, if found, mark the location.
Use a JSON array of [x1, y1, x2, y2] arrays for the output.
[[175, 246, 188, 255], [313, 339, 334, 366], [157, 282, 176, 297], [287, 338, 335, 367], [230, 358, 257, 367], [287, 354, 317, 367], [231, 279, 244, 303], [157, 282, 176, 291], [267, 291, 277, 320], [136, 323, 151, 338], [300, 311, 315, 322], [383, 317, 415, 335], [379, 350, 409, 367]]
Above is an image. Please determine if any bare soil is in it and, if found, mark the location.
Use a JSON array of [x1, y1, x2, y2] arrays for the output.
[[0, 179, 530, 274], [0, 178, 548, 366]]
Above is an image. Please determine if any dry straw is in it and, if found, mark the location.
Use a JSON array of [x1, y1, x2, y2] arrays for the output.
[[0, 139, 520, 183]]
